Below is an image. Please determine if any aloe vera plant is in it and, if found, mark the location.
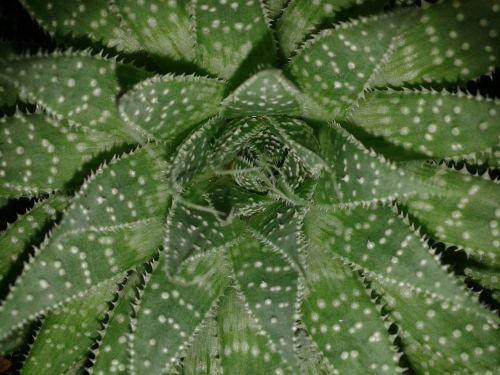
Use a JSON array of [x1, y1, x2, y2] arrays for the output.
[[0, 0, 499, 373]]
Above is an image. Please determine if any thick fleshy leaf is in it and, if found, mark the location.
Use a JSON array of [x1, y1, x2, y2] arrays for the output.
[[205, 178, 273, 218], [268, 117, 326, 177], [1, 53, 151, 139], [229, 236, 299, 370], [167, 118, 223, 191], [349, 90, 500, 164], [0, 219, 163, 339], [164, 196, 241, 274], [314, 125, 436, 206], [177, 316, 220, 375], [119, 74, 225, 141], [305, 205, 486, 315], [0, 148, 168, 336], [400, 163, 500, 261], [301, 244, 400, 374], [372, 0, 500, 87], [19, 0, 140, 52], [131, 250, 230, 374], [464, 263, 500, 301], [210, 117, 268, 167], [22, 278, 121, 375], [294, 329, 331, 374], [306, 194, 500, 373], [92, 271, 141, 375], [249, 203, 305, 271], [286, 9, 408, 120], [277, 0, 391, 58], [217, 288, 289, 374], [0, 195, 67, 282], [265, 0, 288, 20], [222, 69, 302, 118], [372, 278, 500, 374], [56, 146, 169, 233], [193, 0, 276, 80], [114, 0, 194, 61], [0, 112, 115, 197]]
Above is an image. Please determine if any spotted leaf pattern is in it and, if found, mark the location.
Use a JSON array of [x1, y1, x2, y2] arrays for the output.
[[286, 9, 408, 120], [372, 0, 500, 87], [0, 195, 67, 284], [114, 0, 195, 61], [0, 148, 168, 336], [222, 69, 302, 118], [1, 0, 499, 374], [301, 244, 400, 374], [21, 278, 121, 375], [350, 89, 500, 164], [0, 112, 115, 197], [119, 74, 225, 141], [131, 250, 230, 374], [314, 125, 437, 206], [0, 53, 151, 139], [400, 162, 500, 261], [277, 0, 389, 58], [19, 0, 141, 52], [194, 0, 276, 79], [229, 236, 300, 370]]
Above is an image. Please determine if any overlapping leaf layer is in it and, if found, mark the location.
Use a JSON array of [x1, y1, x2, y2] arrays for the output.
[[0, 0, 498, 374]]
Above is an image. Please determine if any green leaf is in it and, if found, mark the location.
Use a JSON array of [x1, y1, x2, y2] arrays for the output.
[[221, 69, 302, 118], [131, 250, 230, 374], [205, 178, 273, 218], [168, 118, 223, 192], [1, 52, 151, 140], [277, 0, 391, 58], [464, 263, 500, 301], [0, 195, 67, 282], [294, 329, 330, 375], [249, 202, 305, 271], [349, 89, 500, 164], [119, 74, 225, 142], [193, 0, 276, 80], [216, 287, 289, 374], [19, 0, 140, 52], [210, 116, 321, 197], [372, 278, 500, 374], [0, 321, 37, 356], [164, 196, 241, 274], [91, 271, 142, 375], [56, 146, 169, 233], [268, 117, 326, 177], [114, 0, 195, 61], [301, 243, 400, 374], [229, 235, 299, 370], [400, 163, 500, 261], [286, 9, 409, 120], [305, 200, 499, 373], [372, 0, 500, 88], [0, 112, 115, 197], [176, 315, 220, 375], [314, 125, 437, 207], [0, 148, 168, 336], [210, 117, 268, 167], [305, 205, 486, 314], [264, 0, 288, 20], [21, 277, 121, 375]]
